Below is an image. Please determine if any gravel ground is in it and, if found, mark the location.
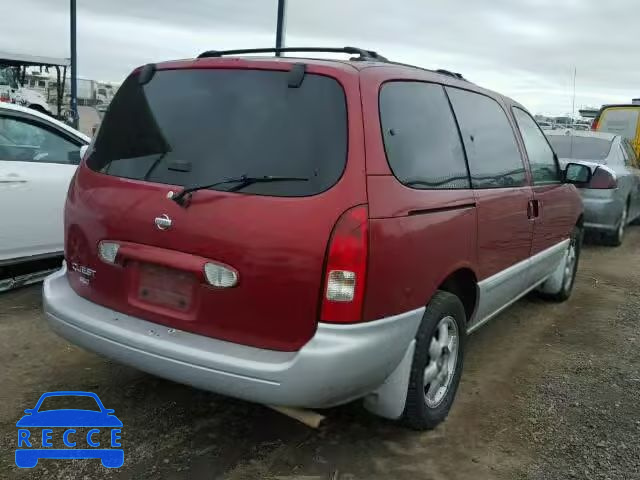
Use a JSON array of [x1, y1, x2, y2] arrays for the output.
[[0, 229, 638, 479]]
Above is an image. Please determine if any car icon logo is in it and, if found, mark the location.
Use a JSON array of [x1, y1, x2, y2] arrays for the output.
[[154, 214, 172, 231], [15, 391, 124, 469]]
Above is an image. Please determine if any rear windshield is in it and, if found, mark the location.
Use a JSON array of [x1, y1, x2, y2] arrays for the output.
[[598, 108, 640, 141], [547, 135, 613, 160], [87, 68, 348, 197]]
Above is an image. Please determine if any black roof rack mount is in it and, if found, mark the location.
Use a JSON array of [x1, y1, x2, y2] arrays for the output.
[[197, 46, 387, 62], [435, 69, 465, 80]]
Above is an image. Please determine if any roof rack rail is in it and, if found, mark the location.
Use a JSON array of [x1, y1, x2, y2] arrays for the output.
[[370, 58, 468, 82], [435, 69, 466, 80], [197, 46, 387, 62], [195, 47, 467, 81]]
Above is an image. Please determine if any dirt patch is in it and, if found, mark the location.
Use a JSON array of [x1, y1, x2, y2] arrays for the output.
[[0, 231, 639, 479], [519, 239, 640, 480]]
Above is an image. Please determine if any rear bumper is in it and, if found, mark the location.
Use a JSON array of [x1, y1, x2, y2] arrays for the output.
[[581, 193, 623, 232], [43, 266, 423, 408]]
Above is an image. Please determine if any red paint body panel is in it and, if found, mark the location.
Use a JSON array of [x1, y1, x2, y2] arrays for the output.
[[531, 184, 582, 255], [473, 187, 534, 279], [65, 62, 366, 352], [365, 197, 477, 320], [360, 68, 479, 319]]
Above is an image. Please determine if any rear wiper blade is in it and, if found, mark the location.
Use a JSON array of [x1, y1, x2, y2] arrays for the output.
[[171, 175, 309, 206]]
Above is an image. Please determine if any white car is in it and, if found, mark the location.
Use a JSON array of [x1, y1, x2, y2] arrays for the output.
[[0, 103, 89, 289], [0, 67, 53, 115]]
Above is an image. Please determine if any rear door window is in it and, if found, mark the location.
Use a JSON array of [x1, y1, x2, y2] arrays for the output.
[[446, 88, 526, 189], [599, 108, 640, 141], [87, 69, 348, 197], [379, 81, 470, 189]]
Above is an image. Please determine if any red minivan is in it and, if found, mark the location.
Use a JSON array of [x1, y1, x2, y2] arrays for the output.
[[43, 47, 591, 430]]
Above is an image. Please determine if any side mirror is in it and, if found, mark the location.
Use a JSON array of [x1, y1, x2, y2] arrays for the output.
[[563, 162, 592, 186], [105, 409, 115, 414], [23, 409, 34, 414]]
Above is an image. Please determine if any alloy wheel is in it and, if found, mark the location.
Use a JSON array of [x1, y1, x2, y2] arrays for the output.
[[563, 237, 578, 292], [423, 316, 459, 408]]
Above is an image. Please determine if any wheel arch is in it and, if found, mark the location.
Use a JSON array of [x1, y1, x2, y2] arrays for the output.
[[437, 267, 478, 324]]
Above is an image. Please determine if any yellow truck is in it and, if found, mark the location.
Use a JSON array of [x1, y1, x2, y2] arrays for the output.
[[594, 103, 640, 156]]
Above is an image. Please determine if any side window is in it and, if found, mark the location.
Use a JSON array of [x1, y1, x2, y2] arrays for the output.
[[0, 116, 80, 164], [446, 88, 526, 188], [622, 140, 638, 167], [512, 107, 561, 185], [379, 82, 470, 189], [619, 145, 631, 167]]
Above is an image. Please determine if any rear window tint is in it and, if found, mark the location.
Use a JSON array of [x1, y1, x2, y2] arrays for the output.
[[446, 88, 526, 189], [87, 69, 348, 197], [546, 135, 613, 161], [379, 82, 470, 189], [598, 108, 640, 141]]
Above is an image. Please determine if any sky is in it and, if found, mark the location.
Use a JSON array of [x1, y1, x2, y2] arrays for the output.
[[4, 0, 639, 116]]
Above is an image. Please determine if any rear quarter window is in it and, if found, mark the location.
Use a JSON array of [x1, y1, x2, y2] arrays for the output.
[[446, 88, 526, 189], [87, 69, 348, 197], [379, 81, 470, 189]]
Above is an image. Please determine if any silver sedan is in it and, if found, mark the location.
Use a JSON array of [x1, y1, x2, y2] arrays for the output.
[[546, 130, 640, 246]]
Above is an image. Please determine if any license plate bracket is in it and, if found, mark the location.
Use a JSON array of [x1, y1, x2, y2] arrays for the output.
[[137, 263, 196, 312]]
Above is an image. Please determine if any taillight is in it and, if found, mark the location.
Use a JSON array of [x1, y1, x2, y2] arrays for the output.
[[321, 205, 368, 323], [591, 118, 599, 131], [98, 241, 121, 263], [0, 94, 9, 102], [588, 167, 617, 189], [204, 262, 238, 288]]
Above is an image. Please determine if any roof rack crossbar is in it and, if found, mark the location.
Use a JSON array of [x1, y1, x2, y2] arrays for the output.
[[197, 46, 386, 62]]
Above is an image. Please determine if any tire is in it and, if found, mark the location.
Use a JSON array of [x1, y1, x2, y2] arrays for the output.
[[539, 225, 582, 302], [402, 291, 466, 431], [602, 202, 628, 247]]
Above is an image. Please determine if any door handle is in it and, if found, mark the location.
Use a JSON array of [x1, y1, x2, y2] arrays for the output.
[[527, 199, 540, 219], [0, 179, 27, 184], [0, 174, 26, 184]]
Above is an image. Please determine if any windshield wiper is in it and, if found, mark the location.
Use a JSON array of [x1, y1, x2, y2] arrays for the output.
[[171, 175, 309, 206]]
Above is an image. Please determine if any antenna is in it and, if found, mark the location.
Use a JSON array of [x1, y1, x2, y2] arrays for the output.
[[572, 66, 577, 123]]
